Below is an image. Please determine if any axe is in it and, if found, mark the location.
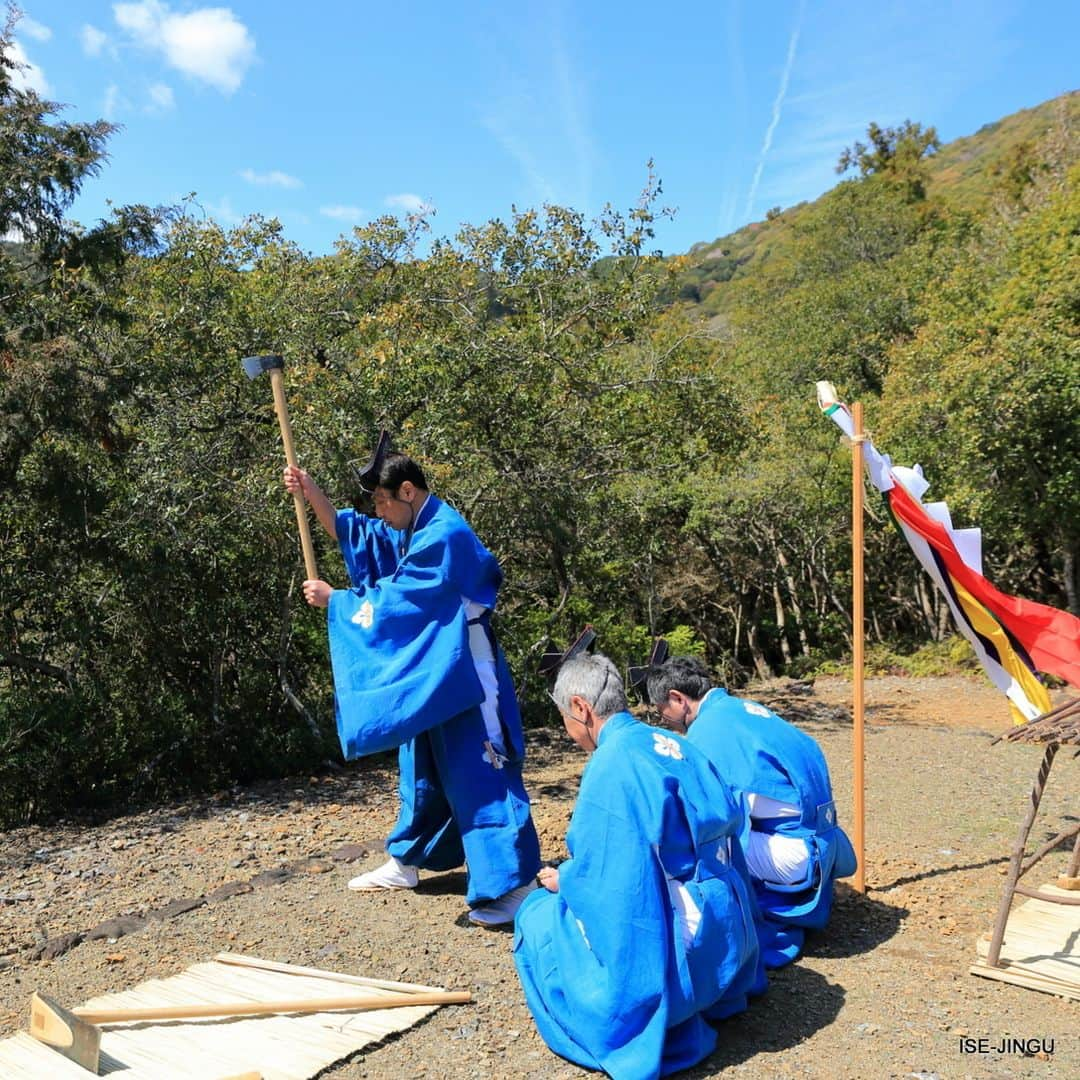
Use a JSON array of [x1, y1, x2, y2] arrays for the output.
[[242, 354, 319, 580], [30, 987, 471, 1073]]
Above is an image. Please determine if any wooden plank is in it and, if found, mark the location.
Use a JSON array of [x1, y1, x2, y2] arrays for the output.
[[0, 956, 460, 1079], [213, 953, 444, 994], [972, 881, 1080, 999], [970, 961, 1080, 1001]]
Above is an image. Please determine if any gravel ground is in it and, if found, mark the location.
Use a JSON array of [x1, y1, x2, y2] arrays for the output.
[[1, 675, 1077, 1079]]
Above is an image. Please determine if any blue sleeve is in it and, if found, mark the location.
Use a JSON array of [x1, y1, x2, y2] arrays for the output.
[[334, 508, 401, 587], [327, 521, 484, 758]]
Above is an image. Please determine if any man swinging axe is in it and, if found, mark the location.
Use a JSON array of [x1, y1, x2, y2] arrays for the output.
[[282, 429, 542, 927]]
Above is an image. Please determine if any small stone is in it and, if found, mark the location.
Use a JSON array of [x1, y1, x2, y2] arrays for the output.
[[249, 868, 292, 888], [148, 896, 206, 921], [207, 881, 253, 903], [86, 915, 146, 941], [33, 932, 84, 961], [329, 843, 375, 862], [289, 857, 334, 875]]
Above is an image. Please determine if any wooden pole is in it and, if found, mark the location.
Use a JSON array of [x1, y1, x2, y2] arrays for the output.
[[851, 401, 866, 893], [986, 743, 1057, 966]]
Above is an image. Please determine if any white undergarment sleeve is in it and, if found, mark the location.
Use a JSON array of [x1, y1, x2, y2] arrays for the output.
[[463, 599, 502, 752], [746, 831, 811, 885], [463, 599, 495, 662], [666, 876, 703, 947], [746, 792, 800, 819], [745, 791, 809, 885]]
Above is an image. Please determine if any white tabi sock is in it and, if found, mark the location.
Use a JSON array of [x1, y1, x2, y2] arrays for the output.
[[467, 882, 538, 927], [347, 855, 419, 892]]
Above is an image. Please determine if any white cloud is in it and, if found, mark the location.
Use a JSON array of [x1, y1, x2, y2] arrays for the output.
[[320, 205, 366, 222], [5, 40, 49, 96], [550, 12, 593, 216], [205, 195, 242, 225], [113, 1, 255, 94], [19, 16, 52, 42], [241, 168, 303, 190], [147, 82, 174, 110], [481, 107, 556, 206], [477, 9, 594, 213], [745, 3, 805, 219], [385, 193, 432, 214], [81, 24, 110, 58], [103, 82, 129, 119]]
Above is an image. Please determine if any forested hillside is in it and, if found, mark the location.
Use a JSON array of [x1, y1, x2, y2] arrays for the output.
[[1, 17, 1076, 824]]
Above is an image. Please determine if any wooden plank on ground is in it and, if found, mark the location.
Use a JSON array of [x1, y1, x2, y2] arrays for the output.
[[0, 956, 463, 1079], [971, 882, 1080, 1000]]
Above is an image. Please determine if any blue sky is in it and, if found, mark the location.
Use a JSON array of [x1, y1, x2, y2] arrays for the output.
[[6, 1, 1078, 257]]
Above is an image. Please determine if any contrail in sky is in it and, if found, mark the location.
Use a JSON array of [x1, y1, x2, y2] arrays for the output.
[[744, 3, 804, 219]]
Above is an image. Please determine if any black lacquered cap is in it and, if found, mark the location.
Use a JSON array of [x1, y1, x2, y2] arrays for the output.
[[538, 625, 597, 687], [356, 429, 392, 493], [627, 637, 669, 703]]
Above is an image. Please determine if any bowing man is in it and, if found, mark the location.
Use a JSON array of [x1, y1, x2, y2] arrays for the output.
[[645, 654, 856, 968], [514, 648, 765, 1080], [284, 431, 540, 926]]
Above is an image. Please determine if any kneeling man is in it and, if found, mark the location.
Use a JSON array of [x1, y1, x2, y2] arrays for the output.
[[514, 652, 764, 1080], [647, 656, 856, 968]]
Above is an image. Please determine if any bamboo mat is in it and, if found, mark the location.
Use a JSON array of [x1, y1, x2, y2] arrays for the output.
[[0, 954, 459, 1078], [970, 884, 1080, 1001]]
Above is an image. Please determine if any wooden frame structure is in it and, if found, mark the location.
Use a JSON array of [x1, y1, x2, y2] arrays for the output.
[[984, 697, 1080, 971]]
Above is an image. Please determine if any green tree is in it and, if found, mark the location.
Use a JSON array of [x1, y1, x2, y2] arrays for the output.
[[837, 119, 941, 199], [0, 18, 172, 822], [880, 160, 1080, 615]]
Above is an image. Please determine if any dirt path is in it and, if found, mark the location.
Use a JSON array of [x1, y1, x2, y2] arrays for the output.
[[1, 675, 1077, 1078]]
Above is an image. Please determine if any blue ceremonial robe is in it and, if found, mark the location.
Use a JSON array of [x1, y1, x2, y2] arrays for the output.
[[688, 689, 856, 967], [514, 712, 765, 1080], [326, 496, 540, 904]]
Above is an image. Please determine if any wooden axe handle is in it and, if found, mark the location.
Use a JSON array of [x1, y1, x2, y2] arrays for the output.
[[74, 989, 470, 1024], [213, 952, 440, 993], [268, 366, 318, 580]]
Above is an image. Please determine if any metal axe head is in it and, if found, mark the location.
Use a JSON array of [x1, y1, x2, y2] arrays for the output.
[[242, 353, 285, 380], [29, 991, 101, 1073]]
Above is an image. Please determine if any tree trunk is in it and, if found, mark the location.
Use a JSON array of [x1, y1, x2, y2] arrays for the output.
[[1064, 545, 1079, 617], [747, 621, 773, 680], [772, 579, 792, 665], [936, 585, 952, 640], [916, 574, 940, 641], [775, 542, 810, 654]]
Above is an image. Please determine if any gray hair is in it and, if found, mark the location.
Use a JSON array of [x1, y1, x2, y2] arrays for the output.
[[552, 653, 628, 719]]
